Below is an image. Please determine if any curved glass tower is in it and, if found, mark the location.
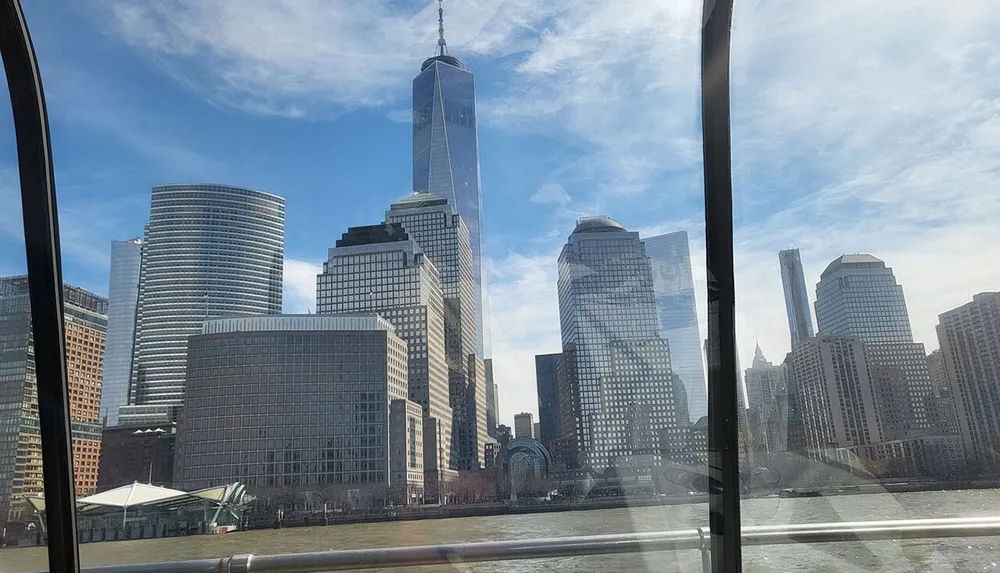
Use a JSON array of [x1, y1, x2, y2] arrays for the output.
[[119, 184, 284, 425], [101, 238, 143, 427]]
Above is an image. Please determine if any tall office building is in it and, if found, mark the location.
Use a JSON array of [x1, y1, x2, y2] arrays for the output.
[[514, 412, 534, 439], [412, 5, 489, 357], [643, 231, 706, 422], [557, 217, 683, 472], [535, 353, 561, 450], [386, 193, 486, 470], [101, 238, 142, 427], [177, 315, 423, 507], [786, 334, 884, 453], [120, 184, 284, 425], [316, 223, 455, 499], [0, 277, 106, 526], [936, 293, 1000, 465], [744, 344, 784, 414], [814, 254, 935, 439], [778, 248, 815, 348]]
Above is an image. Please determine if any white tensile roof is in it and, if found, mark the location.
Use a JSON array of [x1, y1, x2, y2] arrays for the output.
[[27, 482, 243, 513]]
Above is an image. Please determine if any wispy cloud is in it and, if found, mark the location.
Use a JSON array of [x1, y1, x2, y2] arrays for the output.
[[528, 183, 570, 206]]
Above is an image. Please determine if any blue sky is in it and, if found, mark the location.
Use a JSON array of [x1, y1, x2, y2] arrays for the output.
[[2, 0, 1000, 424]]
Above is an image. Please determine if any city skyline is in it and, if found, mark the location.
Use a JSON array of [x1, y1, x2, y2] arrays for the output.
[[1, 2, 998, 428]]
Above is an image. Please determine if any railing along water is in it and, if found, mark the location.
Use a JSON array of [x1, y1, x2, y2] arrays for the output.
[[40, 516, 1000, 573]]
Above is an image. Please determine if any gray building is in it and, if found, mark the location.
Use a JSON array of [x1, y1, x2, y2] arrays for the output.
[[121, 184, 285, 425], [535, 353, 561, 450], [514, 412, 534, 440], [412, 21, 489, 358], [643, 231, 706, 423], [316, 223, 455, 499], [744, 345, 784, 452], [557, 217, 684, 472], [814, 254, 936, 440], [936, 292, 1000, 467], [485, 358, 498, 438], [175, 315, 421, 507], [779, 248, 815, 348], [101, 238, 142, 427], [386, 192, 486, 470]]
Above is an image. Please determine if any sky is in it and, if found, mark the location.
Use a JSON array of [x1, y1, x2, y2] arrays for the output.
[[1, 0, 999, 427]]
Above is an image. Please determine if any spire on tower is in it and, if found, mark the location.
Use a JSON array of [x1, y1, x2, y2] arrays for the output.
[[437, 0, 448, 55]]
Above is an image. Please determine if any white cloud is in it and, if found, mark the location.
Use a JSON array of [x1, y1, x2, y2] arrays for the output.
[[283, 258, 321, 313], [528, 183, 570, 206], [384, 108, 413, 124]]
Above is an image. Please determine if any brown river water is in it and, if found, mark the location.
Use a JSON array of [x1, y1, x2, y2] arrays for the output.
[[1, 490, 999, 572]]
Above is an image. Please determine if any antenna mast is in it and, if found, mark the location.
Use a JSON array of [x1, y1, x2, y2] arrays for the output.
[[437, 0, 447, 55]]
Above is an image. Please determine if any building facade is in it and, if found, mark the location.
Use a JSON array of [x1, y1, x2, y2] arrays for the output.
[[101, 238, 142, 427], [556, 217, 684, 472], [96, 424, 176, 491], [0, 277, 106, 526], [643, 231, 706, 422], [778, 248, 815, 348], [412, 41, 488, 357], [936, 292, 1000, 467], [535, 353, 561, 450], [514, 413, 534, 440], [386, 193, 486, 470], [175, 315, 419, 508], [484, 358, 498, 438], [316, 223, 455, 498], [121, 184, 285, 425], [814, 254, 936, 440]]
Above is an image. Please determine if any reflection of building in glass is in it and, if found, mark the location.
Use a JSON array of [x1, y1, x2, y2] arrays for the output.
[[534, 353, 561, 451], [121, 184, 285, 426], [317, 223, 455, 500], [0, 277, 106, 527], [412, 38, 489, 358], [779, 248, 815, 348], [176, 315, 421, 508], [557, 217, 683, 472], [643, 231, 705, 422], [815, 254, 936, 439], [102, 238, 142, 427], [936, 293, 1000, 467], [386, 193, 486, 471]]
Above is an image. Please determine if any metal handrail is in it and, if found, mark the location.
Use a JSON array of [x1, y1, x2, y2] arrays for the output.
[[50, 516, 1000, 573]]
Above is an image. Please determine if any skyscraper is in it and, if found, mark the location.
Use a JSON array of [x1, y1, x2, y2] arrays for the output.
[[316, 223, 455, 499], [120, 184, 285, 425], [0, 277, 106, 527], [779, 248, 815, 348], [101, 238, 142, 427], [535, 353, 561, 450], [514, 413, 534, 439], [484, 358, 498, 438], [744, 344, 783, 414], [386, 192, 485, 470], [814, 254, 935, 439], [557, 217, 683, 472], [643, 231, 706, 422], [412, 2, 488, 357], [936, 292, 1000, 465]]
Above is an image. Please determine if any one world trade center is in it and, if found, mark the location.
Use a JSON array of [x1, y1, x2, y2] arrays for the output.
[[412, 0, 489, 356]]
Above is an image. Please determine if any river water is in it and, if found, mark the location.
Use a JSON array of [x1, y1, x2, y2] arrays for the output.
[[1, 489, 999, 572]]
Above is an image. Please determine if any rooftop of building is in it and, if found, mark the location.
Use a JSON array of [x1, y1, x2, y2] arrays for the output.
[[420, 54, 465, 71], [335, 223, 410, 247], [820, 253, 886, 278], [572, 216, 627, 235], [201, 313, 396, 335], [390, 191, 450, 210]]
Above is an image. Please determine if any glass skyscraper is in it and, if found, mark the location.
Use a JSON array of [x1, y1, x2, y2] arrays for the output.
[[557, 217, 684, 472], [814, 254, 912, 343], [101, 238, 142, 427], [534, 353, 561, 451], [779, 248, 815, 348], [386, 192, 486, 470], [316, 223, 455, 500], [412, 46, 488, 358], [120, 184, 285, 425], [643, 231, 706, 422]]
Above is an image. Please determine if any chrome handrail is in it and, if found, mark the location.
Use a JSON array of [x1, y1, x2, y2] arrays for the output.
[[47, 516, 1000, 573]]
